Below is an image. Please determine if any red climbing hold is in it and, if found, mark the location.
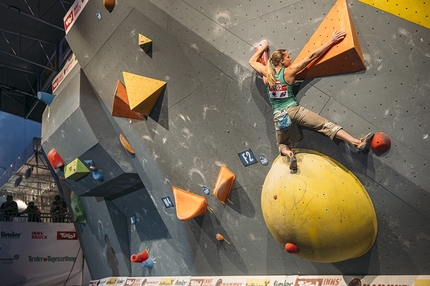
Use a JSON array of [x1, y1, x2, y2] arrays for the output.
[[285, 242, 300, 254], [47, 149, 65, 169], [370, 131, 391, 154], [130, 249, 149, 263]]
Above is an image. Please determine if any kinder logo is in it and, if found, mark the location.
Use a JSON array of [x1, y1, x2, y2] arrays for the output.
[[1, 231, 21, 239], [57, 231, 78, 240]]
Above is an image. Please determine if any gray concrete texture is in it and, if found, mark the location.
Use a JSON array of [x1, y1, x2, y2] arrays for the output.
[[42, 0, 429, 279]]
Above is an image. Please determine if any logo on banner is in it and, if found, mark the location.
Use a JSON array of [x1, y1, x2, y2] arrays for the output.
[[0, 231, 21, 239], [32, 231, 48, 239], [274, 281, 293, 286], [57, 231, 78, 240], [294, 279, 324, 286], [28, 255, 77, 263], [125, 279, 136, 286], [160, 279, 176, 286], [175, 280, 188, 286], [246, 279, 270, 286], [295, 278, 343, 286]]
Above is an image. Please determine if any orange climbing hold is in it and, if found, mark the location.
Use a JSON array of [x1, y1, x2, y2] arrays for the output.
[[216, 233, 230, 244], [119, 134, 135, 155], [212, 165, 236, 204], [172, 186, 207, 221], [293, 0, 366, 80], [103, 0, 115, 13], [112, 81, 146, 120], [285, 242, 300, 254], [371, 131, 391, 154]]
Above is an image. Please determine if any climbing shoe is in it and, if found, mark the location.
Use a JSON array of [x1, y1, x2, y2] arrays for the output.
[[289, 155, 298, 173], [356, 132, 374, 152]]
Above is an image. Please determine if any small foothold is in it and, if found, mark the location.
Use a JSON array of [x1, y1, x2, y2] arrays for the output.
[[202, 185, 210, 195], [259, 154, 269, 166], [273, 195, 277, 200], [84, 160, 96, 170], [285, 242, 300, 254], [216, 233, 230, 244], [141, 257, 155, 269], [92, 171, 104, 181]]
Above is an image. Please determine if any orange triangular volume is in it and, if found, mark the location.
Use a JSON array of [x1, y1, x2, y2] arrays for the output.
[[172, 186, 207, 221], [293, 0, 366, 80], [123, 72, 166, 116], [212, 165, 236, 204], [112, 81, 146, 120]]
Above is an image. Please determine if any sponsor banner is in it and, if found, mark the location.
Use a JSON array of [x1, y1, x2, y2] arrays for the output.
[[64, 0, 90, 34], [52, 53, 79, 93], [0, 222, 82, 286], [293, 276, 430, 286], [187, 276, 296, 286], [57, 231, 78, 240], [91, 276, 430, 286], [346, 275, 430, 286]]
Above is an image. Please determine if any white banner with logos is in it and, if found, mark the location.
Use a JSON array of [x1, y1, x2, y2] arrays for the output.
[[0, 222, 83, 286], [90, 275, 430, 286], [63, 0, 90, 34]]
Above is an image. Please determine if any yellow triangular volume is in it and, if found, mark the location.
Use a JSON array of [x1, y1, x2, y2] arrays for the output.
[[293, 0, 366, 79], [122, 72, 166, 116], [359, 0, 430, 30], [138, 34, 152, 52]]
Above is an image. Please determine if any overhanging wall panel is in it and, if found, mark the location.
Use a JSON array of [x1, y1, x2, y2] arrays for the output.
[[65, 0, 134, 69], [58, 0, 430, 277], [83, 8, 200, 113]]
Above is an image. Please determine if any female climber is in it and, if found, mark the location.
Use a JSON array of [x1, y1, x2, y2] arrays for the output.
[[249, 30, 373, 173]]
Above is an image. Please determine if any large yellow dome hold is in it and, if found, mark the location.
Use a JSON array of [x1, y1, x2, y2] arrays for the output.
[[261, 149, 378, 263]]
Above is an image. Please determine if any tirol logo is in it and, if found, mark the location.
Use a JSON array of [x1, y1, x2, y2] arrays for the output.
[[1, 231, 21, 239], [64, 11, 74, 31], [175, 280, 187, 286], [57, 231, 78, 240]]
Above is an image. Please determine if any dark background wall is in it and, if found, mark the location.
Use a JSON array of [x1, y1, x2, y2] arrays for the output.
[[41, 0, 429, 279]]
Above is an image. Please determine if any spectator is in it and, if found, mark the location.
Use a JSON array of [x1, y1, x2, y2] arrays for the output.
[[0, 195, 19, 221], [51, 195, 67, 222], [23, 201, 42, 222]]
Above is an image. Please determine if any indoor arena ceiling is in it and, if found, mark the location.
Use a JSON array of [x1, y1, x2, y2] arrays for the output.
[[0, 0, 73, 123]]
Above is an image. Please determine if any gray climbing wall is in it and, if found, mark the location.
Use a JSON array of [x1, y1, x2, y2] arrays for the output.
[[42, 0, 429, 279]]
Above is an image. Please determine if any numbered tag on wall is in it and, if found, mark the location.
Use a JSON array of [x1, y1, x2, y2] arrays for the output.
[[238, 149, 258, 167]]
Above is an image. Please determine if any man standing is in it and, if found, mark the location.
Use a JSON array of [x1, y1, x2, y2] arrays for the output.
[[51, 195, 67, 222], [0, 195, 19, 221]]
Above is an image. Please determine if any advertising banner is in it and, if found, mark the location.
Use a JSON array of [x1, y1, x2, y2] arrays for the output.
[[0, 222, 83, 286], [90, 276, 430, 286], [63, 0, 90, 34]]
